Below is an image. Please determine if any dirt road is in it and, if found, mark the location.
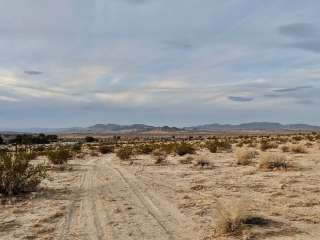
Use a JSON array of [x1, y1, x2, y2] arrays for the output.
[[57, 156, 197, 240]]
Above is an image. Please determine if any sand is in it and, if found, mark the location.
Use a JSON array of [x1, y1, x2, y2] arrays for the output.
[[1, 145, 320, 239]]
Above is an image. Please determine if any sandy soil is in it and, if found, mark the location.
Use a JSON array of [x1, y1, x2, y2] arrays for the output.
[[1, 147, 320, 239]]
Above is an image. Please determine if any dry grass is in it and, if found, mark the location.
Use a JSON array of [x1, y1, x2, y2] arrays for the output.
[[152, 149, 167, 164], [214, 200, 266, 237], [290, 144, 307, 154], [280, 145, 290, 152], [259, 153, 288, 171], [179, 155, 193, 164], [234, 148, 257, 166]]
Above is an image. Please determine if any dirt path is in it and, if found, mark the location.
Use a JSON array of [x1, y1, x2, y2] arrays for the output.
[[57, 156, 197, 240]]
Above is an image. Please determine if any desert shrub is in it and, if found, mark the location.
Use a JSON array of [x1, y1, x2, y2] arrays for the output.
[[72, 143, 82, 153], [90, 151, 99, 157], [98, 145, 113, 154], [47, 148, 73, 165], [34, 145, 46, 153], [259, 140, 277, 151], [136, 144, 154, 154], [214, 200, 267, 237], [280, 145, 290, 152], [290, 144, 307, 154], [175, 142, 195, 156], [235, 148, 256, 166], [116, 146, 133, 160], [160, 143, 178, 154], [180, 156, 193, 164], [206, 141, 218, 153], [152, 149, 167, 164], [217, 140, 232, 152], [305, 142, 313, 148], [236, 142, 244, 148], [85, 136, 97, 143], [259, 153, 288, 170], [193, 157, 213, 169], [9, 134, 57, 145], [0, 152, 47, 196], [25, 151, 38, 161], [292, 135, 303, 141], [0, 136, 3, 145]]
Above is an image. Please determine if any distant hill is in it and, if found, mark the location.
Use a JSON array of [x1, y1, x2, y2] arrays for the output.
[[1, 122, 320, 134], [187, 122, 320, 132]]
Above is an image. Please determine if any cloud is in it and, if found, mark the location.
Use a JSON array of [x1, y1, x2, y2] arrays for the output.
[[0, 95, 20, 102], [121, 0, 150, 4], [273, 86, 313, 93], [228, 96, 254, 102], [287, 40, 320, 53], [24, 70, 43, 75], [278, 22, 320, 53], [2, 1, 320, 127], [278, 22, 318, 39], [163, 40, 193, 50]]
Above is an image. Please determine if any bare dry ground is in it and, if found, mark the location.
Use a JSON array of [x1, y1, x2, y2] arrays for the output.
[[1, 144, 320, 239]]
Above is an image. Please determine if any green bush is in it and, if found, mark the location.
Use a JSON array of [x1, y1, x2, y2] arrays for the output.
[[98, 145, 114, 154], [175, 142, 195, 156], [47, 148, 73, 165], [85, 136, 97, 143], [216, 140, 232, 152], [116, 146, 133, 160], [136, 144, 154, 154], [0, 152, 47, 196], [72, 143, 82, 153], [206, 141, 218, 153]]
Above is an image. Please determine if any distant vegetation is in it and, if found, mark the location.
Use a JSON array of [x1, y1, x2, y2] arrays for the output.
[[9, 134, 58, 145]]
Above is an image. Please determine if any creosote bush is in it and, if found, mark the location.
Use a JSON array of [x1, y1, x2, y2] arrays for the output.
[[175, 142, 195, 156], [260, 140, 277, 151], [98, 145, 114, 154], [85, 136, 97, 143], [0, 152, 47, 196], [72, 143, 82, 153], [136, 144, 154, 155], [116, 146, 133, 160], [47, 147, 73, 165], [259, 153, 288, 171], [206, 141, 218, 153]]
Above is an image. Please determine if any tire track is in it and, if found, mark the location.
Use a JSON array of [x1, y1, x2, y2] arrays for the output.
[[104, 158, 196, 240]]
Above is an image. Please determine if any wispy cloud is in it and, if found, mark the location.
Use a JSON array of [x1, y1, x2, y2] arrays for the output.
[[228, 96, 254, 102], [273, 86, 313, 93], [278, 22, 320, 53], [278, 22, 319, 39], [24, 70, 43, 75]]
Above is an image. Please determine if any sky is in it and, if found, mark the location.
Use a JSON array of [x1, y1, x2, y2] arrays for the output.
[[1, 0, 320, 128]]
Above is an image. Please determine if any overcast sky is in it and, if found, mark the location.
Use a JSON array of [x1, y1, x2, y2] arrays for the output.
[[1, 0, 320, 128]]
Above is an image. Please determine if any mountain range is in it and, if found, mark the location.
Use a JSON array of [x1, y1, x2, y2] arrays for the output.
[[1, 122, 320, 134]]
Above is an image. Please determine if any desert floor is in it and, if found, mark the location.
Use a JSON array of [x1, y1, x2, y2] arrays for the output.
[[1, 148, 320, 240]]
